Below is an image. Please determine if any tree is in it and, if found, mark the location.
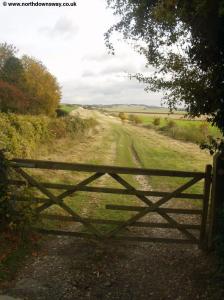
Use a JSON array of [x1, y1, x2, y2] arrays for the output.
[[0, 56, 25, 88], [106, 1, 224, 134], [0, 43, 61, 116], [0, 43, 17, 72], [0, 80, 28, 114], [21, 56, 61, 116]]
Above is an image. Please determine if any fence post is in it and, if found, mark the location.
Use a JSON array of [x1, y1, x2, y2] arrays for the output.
[[208, 152, 224, 249], [199, 164, 212, 250]]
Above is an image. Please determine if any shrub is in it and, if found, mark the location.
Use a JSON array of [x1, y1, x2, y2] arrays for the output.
[[118, 112, 127, 121], [166, 119, 177, 128], [0, 150, 37, 232], [48, 117, 67, 138], [56, 108, 69, 117], [129, 114, 142, 124], [0, 113, 52, 157], [0, 113, 98, 158], [153, 117, 161, 126], [199, 122, 209, 142], [129, 114, 135, 122]]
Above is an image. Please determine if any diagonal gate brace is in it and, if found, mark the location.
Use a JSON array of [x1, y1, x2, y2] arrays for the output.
[[106, 173, 203, 242], [13, 167, 104, 238]]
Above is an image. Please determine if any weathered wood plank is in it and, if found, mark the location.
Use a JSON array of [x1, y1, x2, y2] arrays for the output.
[[110, 236, 198, 244], [109, 173, 152, 206], [106, 204, 202, 215], [35, 172, 104, 213], [40, 214, 201, 229], [8, 158, 206, 246], [13, 167, 102, 238], [34, 228, 97, 239], [106, 175, 202, 241], [10, 159, 205, 177], [57, 172, 105, 201], [33, 228, 198, 244], [12, 196, 49, 203], [108, 173, 201, 242], [7, 180, 203, 199]]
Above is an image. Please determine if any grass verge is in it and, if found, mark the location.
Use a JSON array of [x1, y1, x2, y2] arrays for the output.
[[131, 114, 221, 145]]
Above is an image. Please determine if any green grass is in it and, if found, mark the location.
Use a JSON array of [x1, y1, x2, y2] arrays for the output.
[[125, 124, 211, 196], [76, 122, 211, 234], [59, 104, 79, 113], [135, 114, 221, 144], [102, 105, 186, 114], [75, 124, 142, 233]]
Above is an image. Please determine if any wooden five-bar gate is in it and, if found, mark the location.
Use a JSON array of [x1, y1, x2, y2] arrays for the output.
[[2, 158, 213, 249]]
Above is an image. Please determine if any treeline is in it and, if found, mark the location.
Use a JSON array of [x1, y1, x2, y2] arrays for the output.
[[0, 43, 61, 116]]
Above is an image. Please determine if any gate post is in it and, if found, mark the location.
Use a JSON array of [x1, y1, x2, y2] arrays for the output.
[[208, 152, 224, 249], [0, 150, 8, 191], [199, 164, 212, 250]]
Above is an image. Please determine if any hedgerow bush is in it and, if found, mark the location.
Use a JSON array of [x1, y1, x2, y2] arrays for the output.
[[129, 114, 142, 125], [0, 112, 98, 280], [153, 117, 161, 126], [159, 120, 212, 144], [0, 149, 36, 232], [0, 113, 98, 261], [0, 113, 52, 157], [0, 113, 98, 157], [64, 116, 94, 136]]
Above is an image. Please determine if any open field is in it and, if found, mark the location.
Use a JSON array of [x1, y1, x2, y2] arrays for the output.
[[59, 104, 79, 113], [113, 112, 221, 145], [99, 104, 185, 114], [138, 114, 220, 136]]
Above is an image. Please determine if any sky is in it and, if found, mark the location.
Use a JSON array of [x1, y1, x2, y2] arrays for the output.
[[0, 0, 163, 105]]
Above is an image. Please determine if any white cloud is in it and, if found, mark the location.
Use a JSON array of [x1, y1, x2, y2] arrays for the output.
[[0, 0, 163, 105], [62, 75, 163, 105], [39, 18, 79, 39]]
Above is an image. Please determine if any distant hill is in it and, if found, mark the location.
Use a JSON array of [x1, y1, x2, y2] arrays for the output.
[[60, 103, 186, 113], [84, 104, 171, 113], [83, 104, 164, 111]]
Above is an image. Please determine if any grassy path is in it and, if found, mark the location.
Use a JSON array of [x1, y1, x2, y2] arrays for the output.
[[2, 112, 223, 300], [28, 115, 212, 232]]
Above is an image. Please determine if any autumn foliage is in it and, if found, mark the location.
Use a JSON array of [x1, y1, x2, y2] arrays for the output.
[[0, 43, 61, 116], [0, 80, 28, 114]]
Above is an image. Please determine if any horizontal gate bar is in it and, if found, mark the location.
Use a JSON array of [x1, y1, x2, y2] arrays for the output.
[[8, 184, 203, 199], [109, 236, 198, 244], [34, 228, 198, 244], [40, 214, 201, 230], [10, 159, 205, 177], [106, 204, 202, 215]]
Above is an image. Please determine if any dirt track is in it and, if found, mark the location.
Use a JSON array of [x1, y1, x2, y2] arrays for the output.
[[2, 234, 219, 300]]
